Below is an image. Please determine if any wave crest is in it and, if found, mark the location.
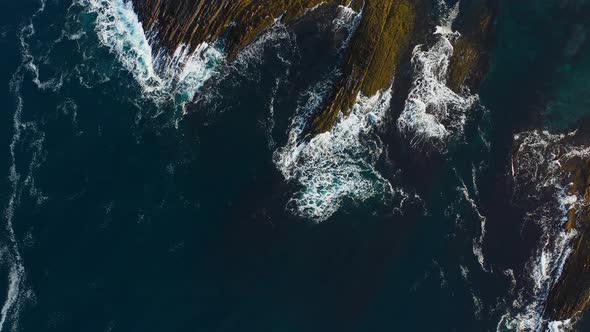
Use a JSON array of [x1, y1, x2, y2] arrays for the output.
[[274, 85, 393, 222], [397, 4, 476, 152], [81, 0, 224, 107]]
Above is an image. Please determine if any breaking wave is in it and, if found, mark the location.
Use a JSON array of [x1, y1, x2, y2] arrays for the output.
[[333, 2, 363, 46], [273, 84, 393, 222], [230, 19, 294, 73], [81, 0, 224, 108], [499, 130, 589, 331], [397, 3, 477, 152]]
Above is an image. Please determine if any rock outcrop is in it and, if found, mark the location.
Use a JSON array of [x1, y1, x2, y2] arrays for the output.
[[310, 0, 427, 133], [132, 0, 348, 59], [512, 131, 590, 322], [543, 134, 590, 321], [129, 0, 590, 324], [132, 0, 496, 134]]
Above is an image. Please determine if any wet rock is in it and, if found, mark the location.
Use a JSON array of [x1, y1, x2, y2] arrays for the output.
[[132, 0, 345, 58], [544, 135, 590, 321], [447, 0, 496, 93], [131, 0, 496, 135], [512, 130, 590, 322]]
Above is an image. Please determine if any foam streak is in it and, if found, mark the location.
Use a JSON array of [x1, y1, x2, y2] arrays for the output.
[[82, 0, 224, 107], [274, 85, 393, 222]]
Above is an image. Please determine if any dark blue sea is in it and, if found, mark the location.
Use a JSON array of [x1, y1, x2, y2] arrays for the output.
[[1, 0, 590, 331]]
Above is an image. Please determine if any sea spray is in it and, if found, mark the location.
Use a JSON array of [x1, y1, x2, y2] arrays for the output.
[[499, 130, 590, 331], [274, 85, 393, 222], [333, 2, 363, 50], [397, 2, 477, 152], [81, 0, 224, 108]]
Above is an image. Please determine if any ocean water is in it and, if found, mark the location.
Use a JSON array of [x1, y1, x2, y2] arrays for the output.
[[1, 0, 590, 331]]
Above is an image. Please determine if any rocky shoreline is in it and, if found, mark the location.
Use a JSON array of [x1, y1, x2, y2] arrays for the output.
[[542, 132, 590, 322], [511, 130, 590, 324], [130, 0, 590, 326], [131, 0, 494, 135]]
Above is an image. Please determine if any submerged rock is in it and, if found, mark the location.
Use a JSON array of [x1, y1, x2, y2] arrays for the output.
[[447, 0, 496, 93]]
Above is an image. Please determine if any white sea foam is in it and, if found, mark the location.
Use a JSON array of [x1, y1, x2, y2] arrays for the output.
[[81, 0, 224, 107], [459, 262, 485, 317], [0, 264, 26, 332], [0, 0, 51, 328], [504, 269, 517, 294], [1, 76, 26, 332], [333, 3, 362, 34], [266, 78, 281, 150], [547, 319, 574, 332], [499, 130, 590, 331], [397, 2, 476, 152], [231, 20, 294, 71], [435, 1, 460, 35], [191, 19, 295, 118], [202, 17, 295, 100], [458, 184, 489, 272], [273, 85, 393, 222], [304, 1, 328, 15]]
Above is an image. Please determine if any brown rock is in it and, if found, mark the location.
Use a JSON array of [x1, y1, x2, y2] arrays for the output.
[[132, 0, 345, 58], [131, 0, 495, 134], [545, 156, 590, 321], [447, 0, 496, 93]]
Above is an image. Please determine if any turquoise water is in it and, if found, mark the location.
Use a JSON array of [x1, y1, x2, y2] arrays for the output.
[[1, 0, 590, 331]]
